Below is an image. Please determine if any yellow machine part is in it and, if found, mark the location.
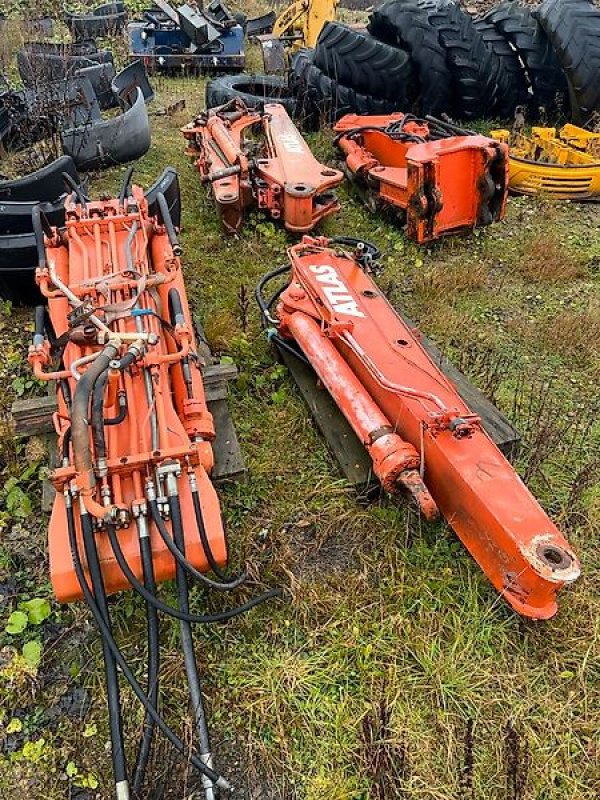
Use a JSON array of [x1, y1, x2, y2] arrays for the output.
[[273, 0, 339, 49], [490, 126, 600, 200]]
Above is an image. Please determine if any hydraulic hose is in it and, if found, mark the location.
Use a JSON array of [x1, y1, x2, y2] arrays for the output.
[[119, 165, 135, 209], [33, 305, 46, 347], [190, 488, 246, 583], [156, 192, 182, 256], [65, 501, 232, 791], [62, 171, 88, 210], [32, 204, 52, 270], [105, 524, 282, 624], [91, 371, 109, 461], [132, 523, 160, 796], [79, 509, 128, 795], [105, 391, 128, 426], [168, 288, 193, 399], [169, 490, 215, 799], [71, 344, 118, 495], [149, 499, 247, 591], [255, 264, 290, 326]]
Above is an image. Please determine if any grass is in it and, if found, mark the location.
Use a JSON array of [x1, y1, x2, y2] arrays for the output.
[[0, 19, 599, 800]]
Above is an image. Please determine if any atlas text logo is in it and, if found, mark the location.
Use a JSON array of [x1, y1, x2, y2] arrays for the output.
[[310, 264, 365, 318]]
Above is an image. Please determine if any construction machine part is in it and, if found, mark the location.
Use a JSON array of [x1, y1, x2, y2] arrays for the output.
[[29, 75, 103, 127], [420, 2, 500, 120], [247, 10, 277, 37], [183, 100, 343, 233], [368, 0, 453, 116], [535, 0, 600, 122], [17, 41, 113, 87], [0, 156, 82, 303], [62, 87, 151, 170], [111, 60, 155, 106], [127, 12, 245, 72], [258, 237, 580, 618], [65, 2, 127, 40], [206, 73, 298, 115], [482, 1, 568, 115], [258, 0, 339, 71], [335, 113, 508, 242], [473, 16, 530, 117], [76, 62, 117, 110], [145, 167, 182, 228], [491, 124, 600, 199], [29, 173, 277, 797], [313, 22, 417, 104]]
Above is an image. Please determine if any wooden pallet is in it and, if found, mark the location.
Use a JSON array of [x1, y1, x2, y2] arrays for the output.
[[12, 356, 246, 512], [279, 312, 521, 492]]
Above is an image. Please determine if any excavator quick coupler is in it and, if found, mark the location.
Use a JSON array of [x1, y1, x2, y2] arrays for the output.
[[29, 169, 277, 798], [183, 98, 343, 234], [334, 113, 509, 243], [257, 236, 580, 620]]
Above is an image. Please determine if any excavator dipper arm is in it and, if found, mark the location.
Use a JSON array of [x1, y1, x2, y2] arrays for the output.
[[269, 237, 580, 619]]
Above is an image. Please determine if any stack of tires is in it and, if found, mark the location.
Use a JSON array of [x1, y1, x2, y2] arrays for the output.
[[206, 0, 600, 125]]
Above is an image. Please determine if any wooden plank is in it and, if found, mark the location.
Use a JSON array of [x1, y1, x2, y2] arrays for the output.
[[12, 395, 57, 437], [209, 397, 247, 485], [279, 317, 521, 491]]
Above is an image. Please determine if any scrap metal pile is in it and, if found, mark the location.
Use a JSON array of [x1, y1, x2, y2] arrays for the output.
[[28, 170, 277, 798], [0, 0, 589, 797]]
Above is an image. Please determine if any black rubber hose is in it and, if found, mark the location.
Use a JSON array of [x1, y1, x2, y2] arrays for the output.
[[191, 489, 246, 583], [170, 493, 213, 767], [114, 350, 136, 371], [255, 264, 290, 323], [149, 499, 247, 591], [106, 524, 282, 623], [329, 236, 381, 261], [156, 192, 182, 256], [71, 345, 117, 491], [91, 371, 108, 461], [62, 426, 72, 462], [34, 305, 45, 342], [65, 503, 231, 790], [167, 287, 193, 399], [32, 204, 50, 270], [105, 391, 128, 426], [132, 530, 160, 795], [62, 171, 88, 209], [80, 511, 128, 788], [119, 165, 135, 209]]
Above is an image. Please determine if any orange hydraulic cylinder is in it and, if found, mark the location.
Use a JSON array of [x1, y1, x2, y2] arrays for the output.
[[285, 310, 421, 492]]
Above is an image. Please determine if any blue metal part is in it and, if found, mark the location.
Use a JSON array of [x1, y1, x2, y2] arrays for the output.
[[128, 18, 244, 70]]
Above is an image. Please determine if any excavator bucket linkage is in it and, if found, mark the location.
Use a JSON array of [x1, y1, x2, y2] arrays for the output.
[[29, 172, 276, 797], [257, 237, 580, 619], [334, 113, 509, 243], [183, 98, 343, 234]]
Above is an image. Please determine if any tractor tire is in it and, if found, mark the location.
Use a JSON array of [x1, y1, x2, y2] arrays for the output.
[[422, 1, 501, 119], [473, 17, 530, 117], [313, 21, 417, 104], [304, 63, 397, 122], [290, 47, 314, 90], [205, 74, 298, 115], [368, 0, 453, 116], [535, 0, 600, 121], [482, 1, 567, 114]]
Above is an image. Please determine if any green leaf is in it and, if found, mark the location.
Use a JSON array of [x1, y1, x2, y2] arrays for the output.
[[66, 761, 78, 778], [5, 610, 28, 635], [22, 640, 42, 668], [6, 718, 23, 734], [83, 723, 97, 738], [20, 598, 51, 626]]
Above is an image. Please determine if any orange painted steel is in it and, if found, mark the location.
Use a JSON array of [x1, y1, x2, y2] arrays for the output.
[[274, 237, 580, 618], [29, 185, 227, 603], [183, 99, 343, 233], [334, 113, 509, 243]]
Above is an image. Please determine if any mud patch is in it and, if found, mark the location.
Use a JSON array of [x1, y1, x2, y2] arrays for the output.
[[283, 515, 358, 580]]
